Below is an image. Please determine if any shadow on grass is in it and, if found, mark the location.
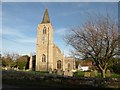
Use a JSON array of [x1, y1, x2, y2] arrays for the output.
[[2, 70, 120, 89]]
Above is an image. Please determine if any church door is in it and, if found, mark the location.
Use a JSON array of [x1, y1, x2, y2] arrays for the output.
[[57, 60, 61, 69], [68, 63, 71, 70]]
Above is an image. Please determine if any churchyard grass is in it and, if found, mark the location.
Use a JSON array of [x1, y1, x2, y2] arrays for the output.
[[111, 73, 120, 78], [2, 70, 120, 88], [73, 71, 120, 78]]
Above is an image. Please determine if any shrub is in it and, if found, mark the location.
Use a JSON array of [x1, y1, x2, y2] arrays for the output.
[[73, 71, 84, 77], [17, 55, 29, 70], [112, 64, 120, 74]]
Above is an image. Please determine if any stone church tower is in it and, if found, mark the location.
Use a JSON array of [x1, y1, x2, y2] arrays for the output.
[[36, 9, 54, 71], [30, 8, 76, 73]]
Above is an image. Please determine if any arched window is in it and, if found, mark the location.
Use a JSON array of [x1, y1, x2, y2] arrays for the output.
[[57, 60, 61, 69], [43, 26, 46, 34], [42, 54, 46, 62], [68, 63, 70, 70]]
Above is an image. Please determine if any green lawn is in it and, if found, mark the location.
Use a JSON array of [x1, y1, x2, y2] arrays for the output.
[[111, 73, 120, 78], [73, 71, 120, 78], [2, 70, 120, 88]]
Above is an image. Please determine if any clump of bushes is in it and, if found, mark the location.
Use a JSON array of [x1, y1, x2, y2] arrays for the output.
[[112, 64, 120, 74], [73, 71, 85, 77], [17, 55, 29, 70]]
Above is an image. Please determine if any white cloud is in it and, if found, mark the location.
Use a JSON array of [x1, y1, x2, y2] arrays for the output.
[[54, 28, 68, 37], [2, 27, 36, 44], [2, 28, 24, 37], [17, 38, 36, 43]]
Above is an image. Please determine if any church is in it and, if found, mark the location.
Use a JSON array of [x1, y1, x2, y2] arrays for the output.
[[29, 9, 76, 72]]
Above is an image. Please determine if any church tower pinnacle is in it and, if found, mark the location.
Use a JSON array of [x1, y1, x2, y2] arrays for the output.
[[41, 8, 50, 23]]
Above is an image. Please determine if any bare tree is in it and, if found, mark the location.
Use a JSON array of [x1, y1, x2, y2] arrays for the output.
[[65, 15, 119, 78], [3, 51, 20, 61]]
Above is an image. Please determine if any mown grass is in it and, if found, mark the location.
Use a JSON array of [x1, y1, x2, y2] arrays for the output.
[[2, 70, 120, 88], [111, 73, 120, 78], [3, 70, 95, 88], [73, 71, 120, 78]]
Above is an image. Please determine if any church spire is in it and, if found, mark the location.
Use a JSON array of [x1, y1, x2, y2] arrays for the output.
[[41, 8, 50, 24]]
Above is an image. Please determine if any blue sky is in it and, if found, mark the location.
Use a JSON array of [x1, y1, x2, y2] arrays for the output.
[[1, 2, 118, 56]]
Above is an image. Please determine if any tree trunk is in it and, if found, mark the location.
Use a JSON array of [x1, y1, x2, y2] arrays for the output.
[[101, 69, 106, 78]]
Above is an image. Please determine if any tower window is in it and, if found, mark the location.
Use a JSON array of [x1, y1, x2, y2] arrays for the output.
[[42, 54, 46, 62], [43, 26, 47, 34]]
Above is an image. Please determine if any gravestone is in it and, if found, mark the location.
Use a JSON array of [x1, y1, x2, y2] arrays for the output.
[[57, 69, 63, 75], [90, 70, 98, 77], [53, 69, 57, 74], [23, 66, 25, 71], [90, 70, 95, 77], [49, 68, 52, 74], [64, 70, 73, 76], [16, 67, 19, 71], [106, 69, 111, 77], [84, 72, 91, 77], [5, 67, 7, 70], [11, 67, 14, 70], [14, 67, 17, 70], [94, 70, 98, 77]]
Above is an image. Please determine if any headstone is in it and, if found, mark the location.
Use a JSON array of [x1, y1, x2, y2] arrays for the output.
[[23, 66, 25, 71], [94, 70, 98, 77], [14, 68, 17, 70], [16, 67, 19, 71], [49, 68, 52, 74], [11, 67, 14, 70], [6, 66, 10, 70], [64, 70, 73, 76], [72, 69, 77, 73], [57, 69, 63, 75], [90, 70, 98, 77], [25, 69, 30, 71], [53, 69, 57, 74], [106, 69, 111, 77], [90, 70, 95, 77], [84, 72, 91, 77], [5, 67, 7, 70]]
